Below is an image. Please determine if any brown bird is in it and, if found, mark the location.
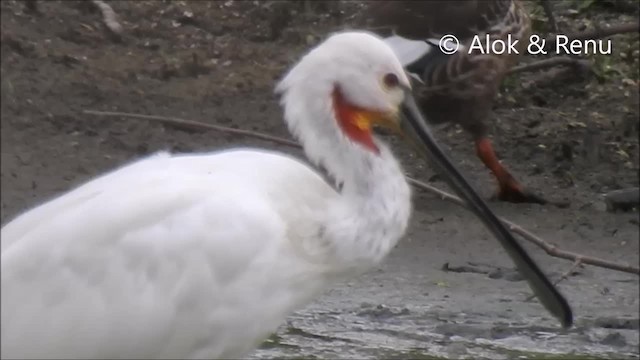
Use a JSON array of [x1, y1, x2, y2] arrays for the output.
[[361, 0, 547, 204]]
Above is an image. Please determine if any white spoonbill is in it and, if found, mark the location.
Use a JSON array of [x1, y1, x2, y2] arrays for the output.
[[1, 31, 572, 359]]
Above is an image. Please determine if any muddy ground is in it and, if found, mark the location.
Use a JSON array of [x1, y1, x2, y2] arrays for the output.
[[1, 1, 638, 358]]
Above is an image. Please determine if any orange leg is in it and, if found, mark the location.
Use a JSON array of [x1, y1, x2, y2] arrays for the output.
[[475, 137, 547, 204]]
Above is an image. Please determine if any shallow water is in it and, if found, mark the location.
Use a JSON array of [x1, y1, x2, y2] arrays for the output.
[[249, 207, 640, 359]]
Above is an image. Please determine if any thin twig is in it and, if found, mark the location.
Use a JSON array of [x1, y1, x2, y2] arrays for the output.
[[525, 258, 583, 302], [83, 110, 300, 148], [509, 57, 591, 75], [91, 0, 123, 39], [82, 109, 640, 276], [407, 177, 639, 274], [558, 259, 584, 285]]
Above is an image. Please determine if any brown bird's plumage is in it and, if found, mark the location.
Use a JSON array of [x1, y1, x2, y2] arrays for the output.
[[360, 0, 546, 204]]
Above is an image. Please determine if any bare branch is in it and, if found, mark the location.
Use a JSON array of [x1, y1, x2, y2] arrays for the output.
[[83, 110, 299, 148], [509, 56, 591, 75], [406, 177, 638, 274], [82, 109, 640, 276]]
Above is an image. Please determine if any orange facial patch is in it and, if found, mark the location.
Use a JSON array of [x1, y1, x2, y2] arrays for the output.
[[332, 86, 380, 154]]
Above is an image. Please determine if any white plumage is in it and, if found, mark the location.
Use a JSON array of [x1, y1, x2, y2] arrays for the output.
[[1, 32, 414, 359], [1, 30, 573, 359], [383, 34, 433, 67]]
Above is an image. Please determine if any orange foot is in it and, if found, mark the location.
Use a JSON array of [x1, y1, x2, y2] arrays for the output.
[[475, 137, 548, 205]]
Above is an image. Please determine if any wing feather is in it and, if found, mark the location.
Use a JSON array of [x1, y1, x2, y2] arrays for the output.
[[1, 149, 334, 359]]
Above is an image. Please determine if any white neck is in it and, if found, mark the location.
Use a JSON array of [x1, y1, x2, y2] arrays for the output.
[[279, 81, 412, 274], [324, 141, 412, 272]]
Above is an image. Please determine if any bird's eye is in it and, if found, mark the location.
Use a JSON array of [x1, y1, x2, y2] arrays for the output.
[[383, 73, 400, 89]]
